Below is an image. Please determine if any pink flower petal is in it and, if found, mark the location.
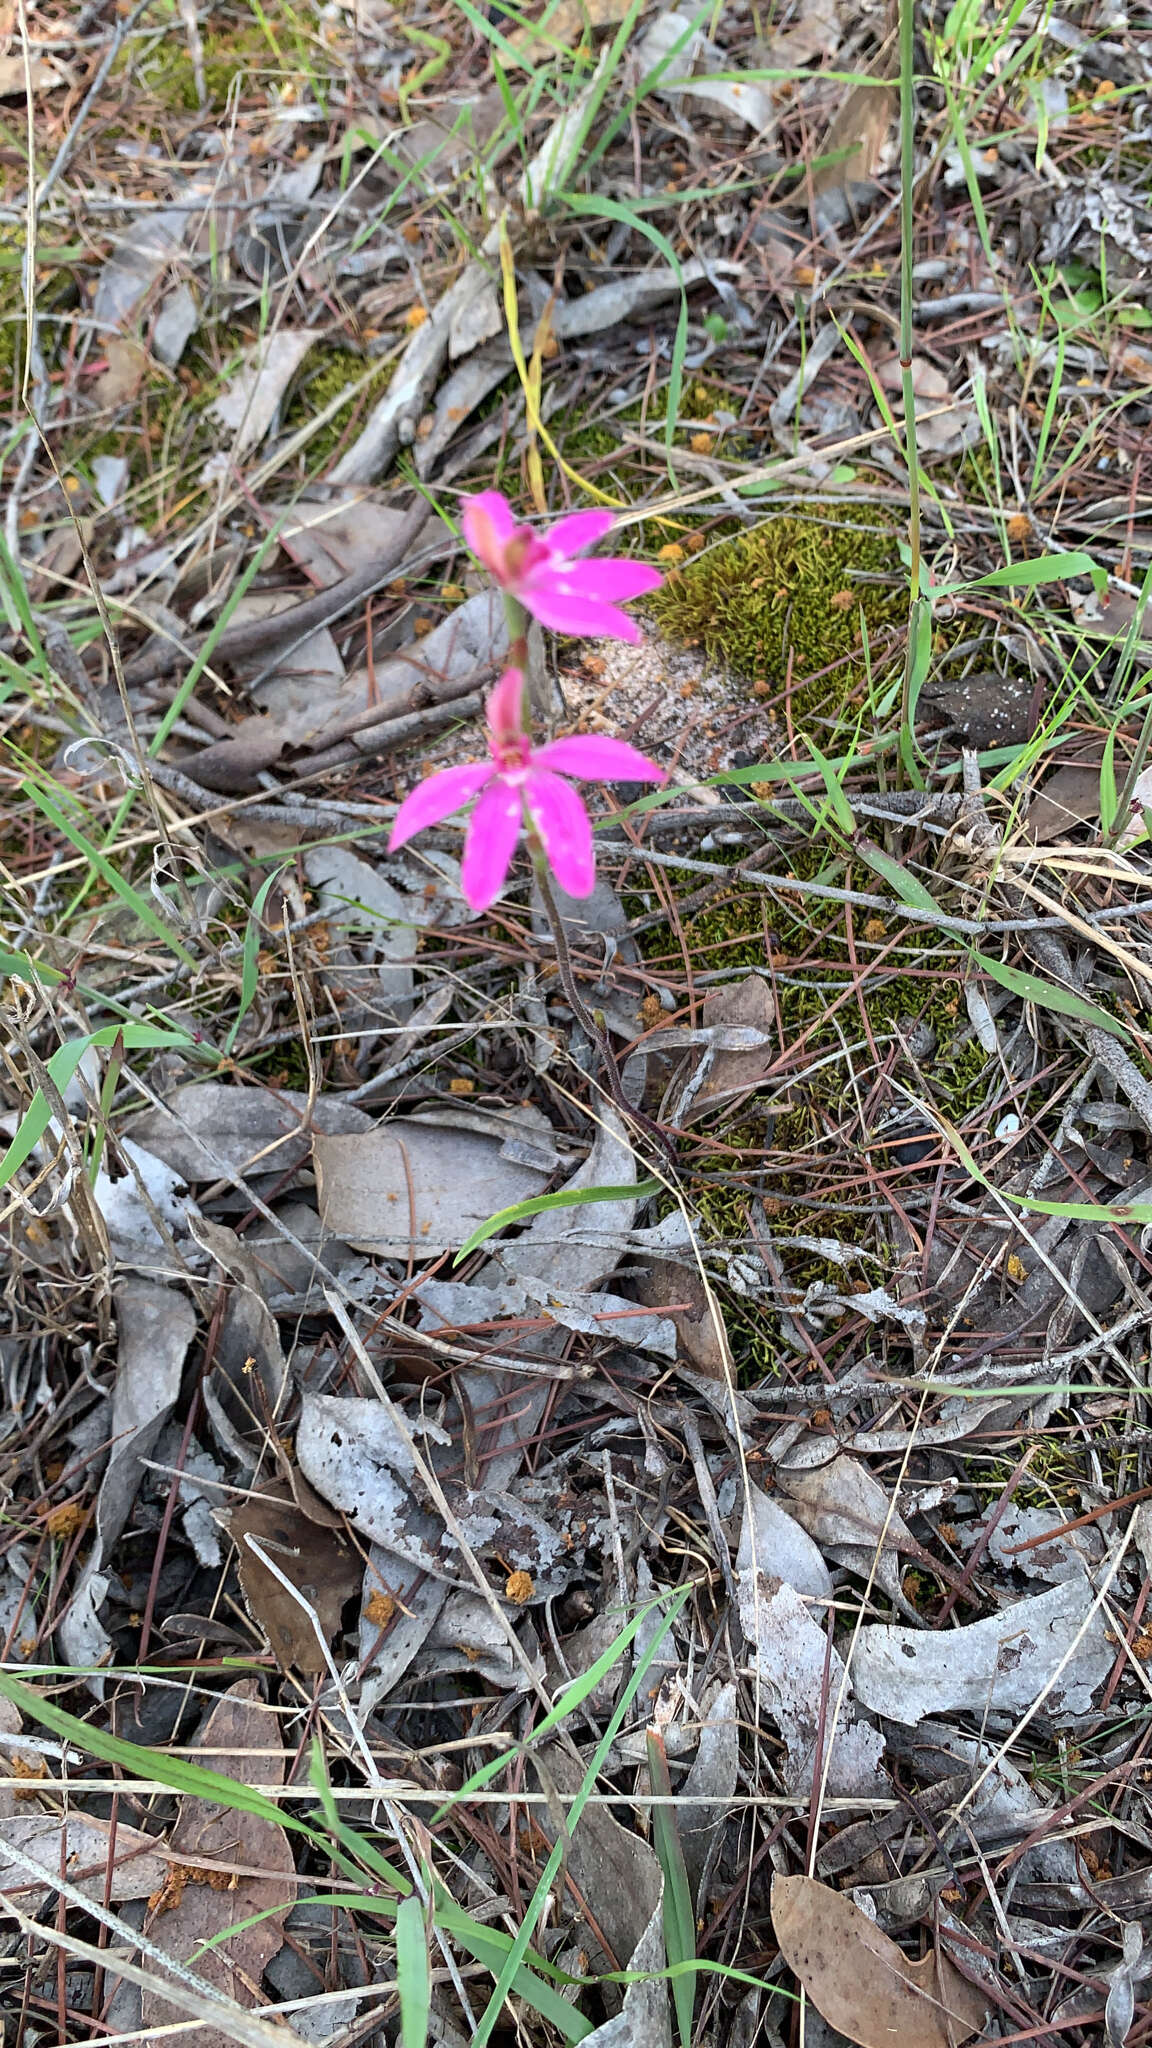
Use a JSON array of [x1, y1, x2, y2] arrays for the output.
[[388, 761, 494, 850], [461, 491, 518, 579], [545, 510, 617, 557], [538, 559, 663, 602], [486, 667, 527, 747], [524, 768, 595, 897], [460, 776, 524, 910], [516, 585, 645, 642], [531, 735, 667, 783]]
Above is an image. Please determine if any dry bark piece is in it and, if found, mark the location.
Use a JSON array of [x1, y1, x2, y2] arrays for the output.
[[313, 1120, 552, 1258], [141, 1680, 297, 2048], [0, 1813, 169, 1915], [683, 972, 775, 1119], [771, 1876, 988, 2048], [229, 1480, 362, 1675]]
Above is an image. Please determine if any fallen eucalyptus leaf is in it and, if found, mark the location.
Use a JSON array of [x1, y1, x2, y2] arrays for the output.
[[771, 1875, 988, 2048]]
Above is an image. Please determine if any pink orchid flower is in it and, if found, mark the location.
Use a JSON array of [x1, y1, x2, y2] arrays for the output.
[[388, 667, 666, 911], [461, 491, 663, 644]]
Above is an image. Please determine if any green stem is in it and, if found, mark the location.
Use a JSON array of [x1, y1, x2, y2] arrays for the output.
[[531, 849, 677, 1173], [897, 0, 925, 789]]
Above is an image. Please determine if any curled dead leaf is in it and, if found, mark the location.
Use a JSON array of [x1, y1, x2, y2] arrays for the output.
[[772, 1875, 989, 2048]]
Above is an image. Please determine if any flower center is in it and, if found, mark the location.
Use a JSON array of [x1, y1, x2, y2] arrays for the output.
[[503, 529, 552, 581], [490, 731, 532, 777]]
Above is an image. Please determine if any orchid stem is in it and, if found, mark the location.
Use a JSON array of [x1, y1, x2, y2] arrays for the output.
[[532, 852, 677, 1173]]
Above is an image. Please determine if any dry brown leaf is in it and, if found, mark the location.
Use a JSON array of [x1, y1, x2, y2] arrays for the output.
[[0, 54, 70, 95], [1025, 763, 1103, 843], [141, 1681, 297, 2048], [93, 337, 149, 410], [0, 1812, 170, 1914], [506, 0, 634, 66], [772, 1875, 988, 2048], [229, 1480, 362, 1675], [687, 973, 776, 1119], [812, 82, 896, 192]]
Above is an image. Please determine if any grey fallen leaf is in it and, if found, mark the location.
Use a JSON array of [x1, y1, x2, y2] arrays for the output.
[[888, 1720, 1078, 1886], [449, 274, 502, 357], [153, 281, 199, 367], [204, 329, 317, 462], [491, 1102, 639, 1293], [303, 844, 416, 1020], [635, 9, 774, 133], [776, 1452, 918, 1563], [407, 1100, 566, 1172], [0, 1813, 170, 1916], [578, 1894, 670, 2048], [416, 1272, 675, 1357], [851, 1578, 1114, 1725], [415, 341, 514, 477], [738, 1483, 833, 1603], [975, 1504, 1101, 1584], [532, 871, 648, 1041], [876, 354, 980, 459], [332, 262, 495, 484], [59, 1281, 197, 1687], [272, 492, 430, 589], [550, 260, 737, 339], [357, 1544, 449, 1719], [244, 1199, 367, 1310], [313, 1120, 552, 1259], [738, 1569, 885, 1797], [125, 1082, 373, 1185], [92, 1137, 202, 1259], [418, 1590, 535, 1689], [93, 201, 200, 329], [92, 454, 129, 507], [231, 591, 346, 743], [299, 585, 514, 751], [679, 1678, 739, 1902], [296, 1393, 446, 1569]]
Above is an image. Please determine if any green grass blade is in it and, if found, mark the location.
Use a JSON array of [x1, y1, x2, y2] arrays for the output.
[[471, 1586, 692, 2046], [804, 735, 856, 835], [0, 1023, 194, 1188], [454, 1179, 661, 1263], [972, 951, 1130, 1042], [647, 1729, 696, 2048], [0, 1672, 317, 1836], [395, 1896, 431, 2048], [22, 779, 197, 966], [855, 842, 940, 915], [224, 863, 288, 1056]]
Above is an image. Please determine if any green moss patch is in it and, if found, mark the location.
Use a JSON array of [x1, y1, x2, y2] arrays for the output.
[[650, 508, 906, 721]]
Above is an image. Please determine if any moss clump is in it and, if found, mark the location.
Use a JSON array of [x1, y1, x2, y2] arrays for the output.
[[280, 347, 394, 468], [651, 509, 906, 721]]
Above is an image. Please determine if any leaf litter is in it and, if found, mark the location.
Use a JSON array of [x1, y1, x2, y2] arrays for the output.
[[7, 0, 1152, 2040]]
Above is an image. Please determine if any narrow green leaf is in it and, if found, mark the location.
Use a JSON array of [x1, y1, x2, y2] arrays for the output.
[[973, 950, 1129, 1042], [647, 1730, 696, 2048], [1100, 730, 1118, 838], [0, 1672, 314, 1835], [940, 549, 1107, 598], [455, 1178, 661, 1263], [804, 735, 855, 835], [225, 864, 289, 1057], [471, 1588, 692, 2047], [0, 1024, 194, 1188], [396, 1897, 431, 2048], [855, 842, 940, 915], [939, 1110, 1152, 1224], [23, 780, 197, 966]]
